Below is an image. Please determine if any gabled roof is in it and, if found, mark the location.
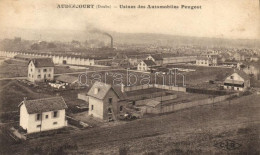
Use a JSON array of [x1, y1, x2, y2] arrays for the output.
[[19, 96, 67, 114], [56, 74, 78, 84], [128, 55, 148, 59], [226, 70, 250, 81], [87, 82, 126, 100], [197, 57, 211, 60], [234, 70, 250, 81], [29, 58, 54, 67], [142, 60, 156, 66], [150, 54, 163, 60]]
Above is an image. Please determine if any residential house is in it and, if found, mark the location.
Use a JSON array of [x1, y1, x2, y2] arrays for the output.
[[196, 57, 213, 66], [196, 54, 218, 66], [28, 58, 54, 83], [137, 60, 157, 71], [223, 70, 250, 91], [19, 96, 68, 134], [111, 59, 132, 69], [87, 82, 126, 121], [240, 62, 260, 80], [127, 54, 148, 66], [146, 54, 163, 66]]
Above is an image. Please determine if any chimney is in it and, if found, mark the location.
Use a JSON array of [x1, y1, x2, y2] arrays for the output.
[[121, 83, 125, 92], [94, 88, 99, 94], [24, 97, 27, 102], [111, 37, 113, 49]]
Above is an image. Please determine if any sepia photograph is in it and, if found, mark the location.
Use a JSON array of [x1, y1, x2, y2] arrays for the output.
[[0, 0, 259, 154]]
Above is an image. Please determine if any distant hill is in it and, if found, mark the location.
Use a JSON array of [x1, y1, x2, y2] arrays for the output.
[[0, 27, 259, 48]]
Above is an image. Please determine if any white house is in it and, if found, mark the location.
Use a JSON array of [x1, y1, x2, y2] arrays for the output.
[[196, 57, 212, 66], [137, 60, 156, 71], [87, 82, 126, 121], [223, 70, 250, 91], [28, 58, 55, 83], [18, 96, 68, 134]]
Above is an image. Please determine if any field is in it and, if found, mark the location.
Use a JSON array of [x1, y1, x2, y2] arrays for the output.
[[166, 64, 233, 86], [0, 59, 85, 78], [0, 93, 259, 154], [0, 79, 89, 115]]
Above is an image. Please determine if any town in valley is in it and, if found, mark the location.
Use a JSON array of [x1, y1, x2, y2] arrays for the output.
[[0, 32, 259, 154]]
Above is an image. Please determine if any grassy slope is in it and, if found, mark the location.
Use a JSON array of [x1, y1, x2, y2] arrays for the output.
[[1, 93, 259, 154]]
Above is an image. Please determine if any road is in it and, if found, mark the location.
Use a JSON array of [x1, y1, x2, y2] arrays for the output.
[[0, 69, 126, 81]]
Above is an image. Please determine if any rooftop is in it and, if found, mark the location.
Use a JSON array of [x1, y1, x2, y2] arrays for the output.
[[29, 58, 54, 67], [56, 74, 78, 84], [142, 60, 157, 66], [20, 96, 67, 114]]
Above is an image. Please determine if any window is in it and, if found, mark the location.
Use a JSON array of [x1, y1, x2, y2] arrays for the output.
[[45, 115, 48, 119], [49, 68, 52, 72], [43, 69, 47, 72], [109, 98, 112, 104], [120, 106, 123, 111], [53, 122, 57, 125], [91, 105, 94, 110], [31, 69, 32, 72], [37, 75, 41, 79], [230, 76, 234, 79], [133, 101, 136, 106], [28, 74, 31, 77], [32, 75, 34, 78], [36, 114, 41, 121], [37, 125, 41, 128], [48, 74, 51, 77], [38, 69, 41, 72], [108, 108, 112, 114], [53, 111, 58, 118], [237, 87, 239, 90]]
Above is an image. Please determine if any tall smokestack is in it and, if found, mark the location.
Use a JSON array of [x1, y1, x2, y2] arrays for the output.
[[89, 29, 113, 49], [111, 36, 113, 49]]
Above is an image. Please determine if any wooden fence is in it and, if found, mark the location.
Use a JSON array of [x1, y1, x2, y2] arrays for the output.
[[141, 93, 239, 114]]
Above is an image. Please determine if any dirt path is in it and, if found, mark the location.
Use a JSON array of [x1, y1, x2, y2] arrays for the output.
[[3, 94, 259, 154]]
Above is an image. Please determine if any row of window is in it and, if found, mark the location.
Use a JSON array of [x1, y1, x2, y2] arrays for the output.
[[28, 74, 52, 78], [36, 122, 58, 128], [36, 111, 58, 121], [90, 105, 123, 112], [30, 68, 52, 73], [138, 67, 146, 70], [226, 86, 240, 90]]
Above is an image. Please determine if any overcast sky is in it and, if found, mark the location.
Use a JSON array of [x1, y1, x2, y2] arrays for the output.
[[0, 0, 259, 40]]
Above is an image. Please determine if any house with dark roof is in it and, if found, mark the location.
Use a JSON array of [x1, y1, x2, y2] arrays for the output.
[[86, 81, 179, 120], [137, 60, 157, 72], [28, 58, 55, 83], [18, 96, 68, 133], [87, 82, 127, 120], [127, 54, 149, 66], [223, 70, 250, 91], [146, 54, 163, 66], [196, 53, 218, 66]]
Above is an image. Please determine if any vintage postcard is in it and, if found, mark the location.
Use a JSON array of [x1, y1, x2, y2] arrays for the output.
[[0, 0, 259, 154]]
